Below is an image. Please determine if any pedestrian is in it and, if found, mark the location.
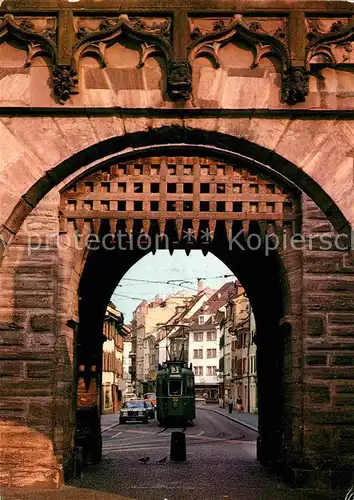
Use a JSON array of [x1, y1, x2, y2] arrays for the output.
[[236, 395, 243, 413], [228, 396, 233, 414]]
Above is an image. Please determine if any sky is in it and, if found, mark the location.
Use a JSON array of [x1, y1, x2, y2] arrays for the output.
[[110, 250, 236, 323]]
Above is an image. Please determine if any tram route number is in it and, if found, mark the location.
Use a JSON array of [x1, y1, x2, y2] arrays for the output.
[[170, 365, 180, 374]]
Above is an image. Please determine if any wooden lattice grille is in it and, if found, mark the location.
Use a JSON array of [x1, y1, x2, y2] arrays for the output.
[[60, 156, 300, 239]]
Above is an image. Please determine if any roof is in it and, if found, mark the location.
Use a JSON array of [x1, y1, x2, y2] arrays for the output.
[[188, 282, 237, 330], [105, 304, 124, 323], [156, 287, 215, 342]]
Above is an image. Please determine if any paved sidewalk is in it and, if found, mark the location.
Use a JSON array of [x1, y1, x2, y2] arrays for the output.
[[101, 412, 120, 432], [199, 404, 258, 432]]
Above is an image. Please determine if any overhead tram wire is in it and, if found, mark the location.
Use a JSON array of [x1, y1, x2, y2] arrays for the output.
[[112, 274, 237, 315], [118, 274, 235, 286], [111, 292, 183, 316]]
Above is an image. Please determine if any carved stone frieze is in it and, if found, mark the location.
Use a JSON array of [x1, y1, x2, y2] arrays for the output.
[[306, 16, 354, 64], [99, 18, 119, 32], [74, 15, 171, 47], [188, 15, 312, 105], [282, 66, 310, 105], [129, 17, 171, 44], [189, 16, 287, 45], [167, 60, 192, 101], [73, 15, 172, 71], [71, 14, 175, 101], [188, 15, 289, 71], [189, 14, 292, 88], [213, 19, 226, 32], [14, 16, 57, 44], [2, 8, 352, 107], [19, 19, 35, 32], [0, 14, 57, 66]]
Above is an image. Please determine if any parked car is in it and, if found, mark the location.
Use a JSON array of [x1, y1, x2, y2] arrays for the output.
[[120, 400, 149, 424], [144, 400, 155, 419], [144, 392, 156, 408]]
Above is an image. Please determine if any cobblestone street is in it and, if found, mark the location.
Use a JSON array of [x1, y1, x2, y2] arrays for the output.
[[1, 407, 347, 500]]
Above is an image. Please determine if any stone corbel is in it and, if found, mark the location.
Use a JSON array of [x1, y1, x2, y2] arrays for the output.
[[167, 59, 192, 101], [52, 65, 79, 104], [281, 66, 309, 105]]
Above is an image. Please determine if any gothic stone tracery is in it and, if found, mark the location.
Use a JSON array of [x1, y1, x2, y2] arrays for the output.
[[1, 8, 353, 105]]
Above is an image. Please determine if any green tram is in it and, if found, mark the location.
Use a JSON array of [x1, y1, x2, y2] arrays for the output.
[[156, 360, 196, 426]]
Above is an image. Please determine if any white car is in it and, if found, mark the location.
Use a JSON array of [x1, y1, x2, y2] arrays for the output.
[[120, 400, 149, 424]]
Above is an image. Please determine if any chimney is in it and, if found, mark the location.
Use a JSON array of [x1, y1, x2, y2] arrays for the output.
[[197, 278, 204, 292]]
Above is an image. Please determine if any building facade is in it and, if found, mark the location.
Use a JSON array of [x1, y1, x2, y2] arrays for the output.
[[101, 303, 125, 414], [232, 295, 257, 413], [187, 283, 236, 401], [131, 291, 194, 395], [217, 285, 257, 413], [157, 281, 215, 366], [122, 325, 133, 395]]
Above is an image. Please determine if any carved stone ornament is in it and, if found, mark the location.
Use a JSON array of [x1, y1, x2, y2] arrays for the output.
[[167, 60, 192, 101], [189, 15, 289, 73], [307, 17, 354, 65], [52, 66, 79, 104], [19, 19, 35, 32], [282, 67, 309, 105], [75, 16, 171, 47], [0, 14, 57, 66]]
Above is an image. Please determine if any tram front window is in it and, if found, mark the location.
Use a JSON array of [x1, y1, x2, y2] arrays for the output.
[[168, 380, 182, 396]]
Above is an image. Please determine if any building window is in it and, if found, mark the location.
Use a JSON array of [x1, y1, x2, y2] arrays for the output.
[[193, 349, 203, 359], [207, 349, 217, 358], [251, 355, 256, 375], [168, 380, 182, 396], [193, 332, 203, 342], [242, 358, 247, 375], [207, 366, 216, 376], [194, 366, 203, 376], [206, 331, 217, 341], [198, 315, 205, 325]]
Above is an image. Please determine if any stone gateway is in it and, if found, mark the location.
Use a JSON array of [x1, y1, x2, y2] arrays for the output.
[[0, 0, 353, 491]]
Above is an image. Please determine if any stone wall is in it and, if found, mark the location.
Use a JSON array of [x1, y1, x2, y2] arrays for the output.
[[1, 39, 354, 110], [300, 197, 354, 488], [0, 199, 65, 487]]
